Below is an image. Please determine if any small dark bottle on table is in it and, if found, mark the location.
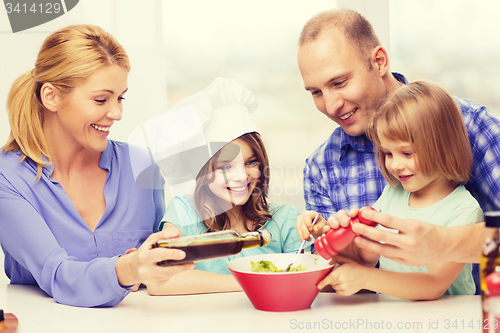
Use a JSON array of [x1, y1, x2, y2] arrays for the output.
[[0, 309, 18, 332], [481, 212, 500, 332]]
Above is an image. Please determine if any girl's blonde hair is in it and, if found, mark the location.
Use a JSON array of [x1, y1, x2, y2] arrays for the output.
[[367, 80, 472, 186], [3, 24, 130, 180], [194, 132, 272, 232]]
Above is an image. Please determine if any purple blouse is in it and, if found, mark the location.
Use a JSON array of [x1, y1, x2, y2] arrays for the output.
[[0, 140, 165, 307]]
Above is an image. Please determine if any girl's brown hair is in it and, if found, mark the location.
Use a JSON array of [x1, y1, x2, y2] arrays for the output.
[[367, 80, 472, 186], [3, 24, 130, 180], [194, 132, 272, 232]]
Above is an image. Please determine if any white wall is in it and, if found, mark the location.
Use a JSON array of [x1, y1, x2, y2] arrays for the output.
[[1, 1, 171, 283], [0, 0, 342, 212], [2, 0, 499, 214], [0, 0, 168, 146]]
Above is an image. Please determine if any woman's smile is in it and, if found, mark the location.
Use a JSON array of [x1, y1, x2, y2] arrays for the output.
[[91, 124, 111, 133], [227, 184, 249, 193]]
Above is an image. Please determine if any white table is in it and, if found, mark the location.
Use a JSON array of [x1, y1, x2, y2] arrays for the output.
[[0, 281, 483, 333]]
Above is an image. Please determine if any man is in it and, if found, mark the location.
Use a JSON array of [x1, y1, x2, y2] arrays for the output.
[[296, 8, 500, 268]]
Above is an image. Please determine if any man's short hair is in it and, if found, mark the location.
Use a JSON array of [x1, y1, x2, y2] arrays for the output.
[[299, 8, 381, 69]]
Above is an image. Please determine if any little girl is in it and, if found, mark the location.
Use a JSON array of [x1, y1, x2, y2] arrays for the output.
[[147, 78, 307, 295], [307, 81, 483, 300]]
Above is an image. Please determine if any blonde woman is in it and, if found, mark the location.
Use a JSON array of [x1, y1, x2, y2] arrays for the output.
[[0, 25, 192, 307]]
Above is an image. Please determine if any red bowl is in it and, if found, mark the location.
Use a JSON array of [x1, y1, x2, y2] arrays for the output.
[[227, 253, 334, 312]]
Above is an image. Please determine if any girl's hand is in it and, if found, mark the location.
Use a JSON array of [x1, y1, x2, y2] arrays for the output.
[[323, 209, 354, 233], [357, 246, 380, 267], [116, 229, 195, 288], [317, 254, 368, 296], [325, 209, 380, 266], [296, 211, 326, 242]]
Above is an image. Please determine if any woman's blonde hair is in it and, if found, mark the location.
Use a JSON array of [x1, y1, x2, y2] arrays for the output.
[[194, 132, 272, 232], [367, 80, 472, 186], [3, 24, 130, 180]]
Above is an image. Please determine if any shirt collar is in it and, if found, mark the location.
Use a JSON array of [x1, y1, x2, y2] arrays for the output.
[[41, 155, 54, 177], [41, 140, 113, 177], [339, 132, 374, 154], [393, 72, 408, 85], [99, 140, 113, 171], [337, 72, 408, 158]]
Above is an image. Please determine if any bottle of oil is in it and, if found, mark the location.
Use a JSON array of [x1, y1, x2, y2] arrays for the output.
[[153, 229, 271, 266], [481, 212, 500, 332]]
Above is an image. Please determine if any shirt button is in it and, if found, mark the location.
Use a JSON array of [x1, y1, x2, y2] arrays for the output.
[[124, 290, 131, 296]]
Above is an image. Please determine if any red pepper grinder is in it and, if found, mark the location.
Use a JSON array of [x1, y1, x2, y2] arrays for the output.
[[314, 206, 377, 259], [485, 273, 500, 333]]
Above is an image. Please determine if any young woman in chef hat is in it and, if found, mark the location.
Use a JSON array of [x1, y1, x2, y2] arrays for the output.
[[147, 78, 309, 295]]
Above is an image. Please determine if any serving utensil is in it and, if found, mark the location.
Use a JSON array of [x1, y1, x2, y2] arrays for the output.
[[285, 213, 321, 272]]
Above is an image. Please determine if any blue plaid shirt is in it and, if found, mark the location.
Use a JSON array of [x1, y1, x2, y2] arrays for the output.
[[304, 73, 500, 219]]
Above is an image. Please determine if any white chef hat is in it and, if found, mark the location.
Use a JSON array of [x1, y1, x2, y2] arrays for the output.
[[127, 77, 260, 195], [167, 77, 259, 145]]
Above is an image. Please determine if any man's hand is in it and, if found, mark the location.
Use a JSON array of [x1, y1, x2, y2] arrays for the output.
[[351, 209, 483, 266]]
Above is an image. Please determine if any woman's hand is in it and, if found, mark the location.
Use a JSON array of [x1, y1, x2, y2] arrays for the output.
[[116, 229, 194, 288], [123, 248, 140, 291], [296, 211, 326, 242]]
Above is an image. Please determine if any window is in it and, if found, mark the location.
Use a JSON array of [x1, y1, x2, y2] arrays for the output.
[[389, 0, 500, 116], [161, 0, 338, 209]]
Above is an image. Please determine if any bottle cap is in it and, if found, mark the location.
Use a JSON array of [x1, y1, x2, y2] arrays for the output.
[[259, 230, 272, 247], [485, 211, 500, 227]]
